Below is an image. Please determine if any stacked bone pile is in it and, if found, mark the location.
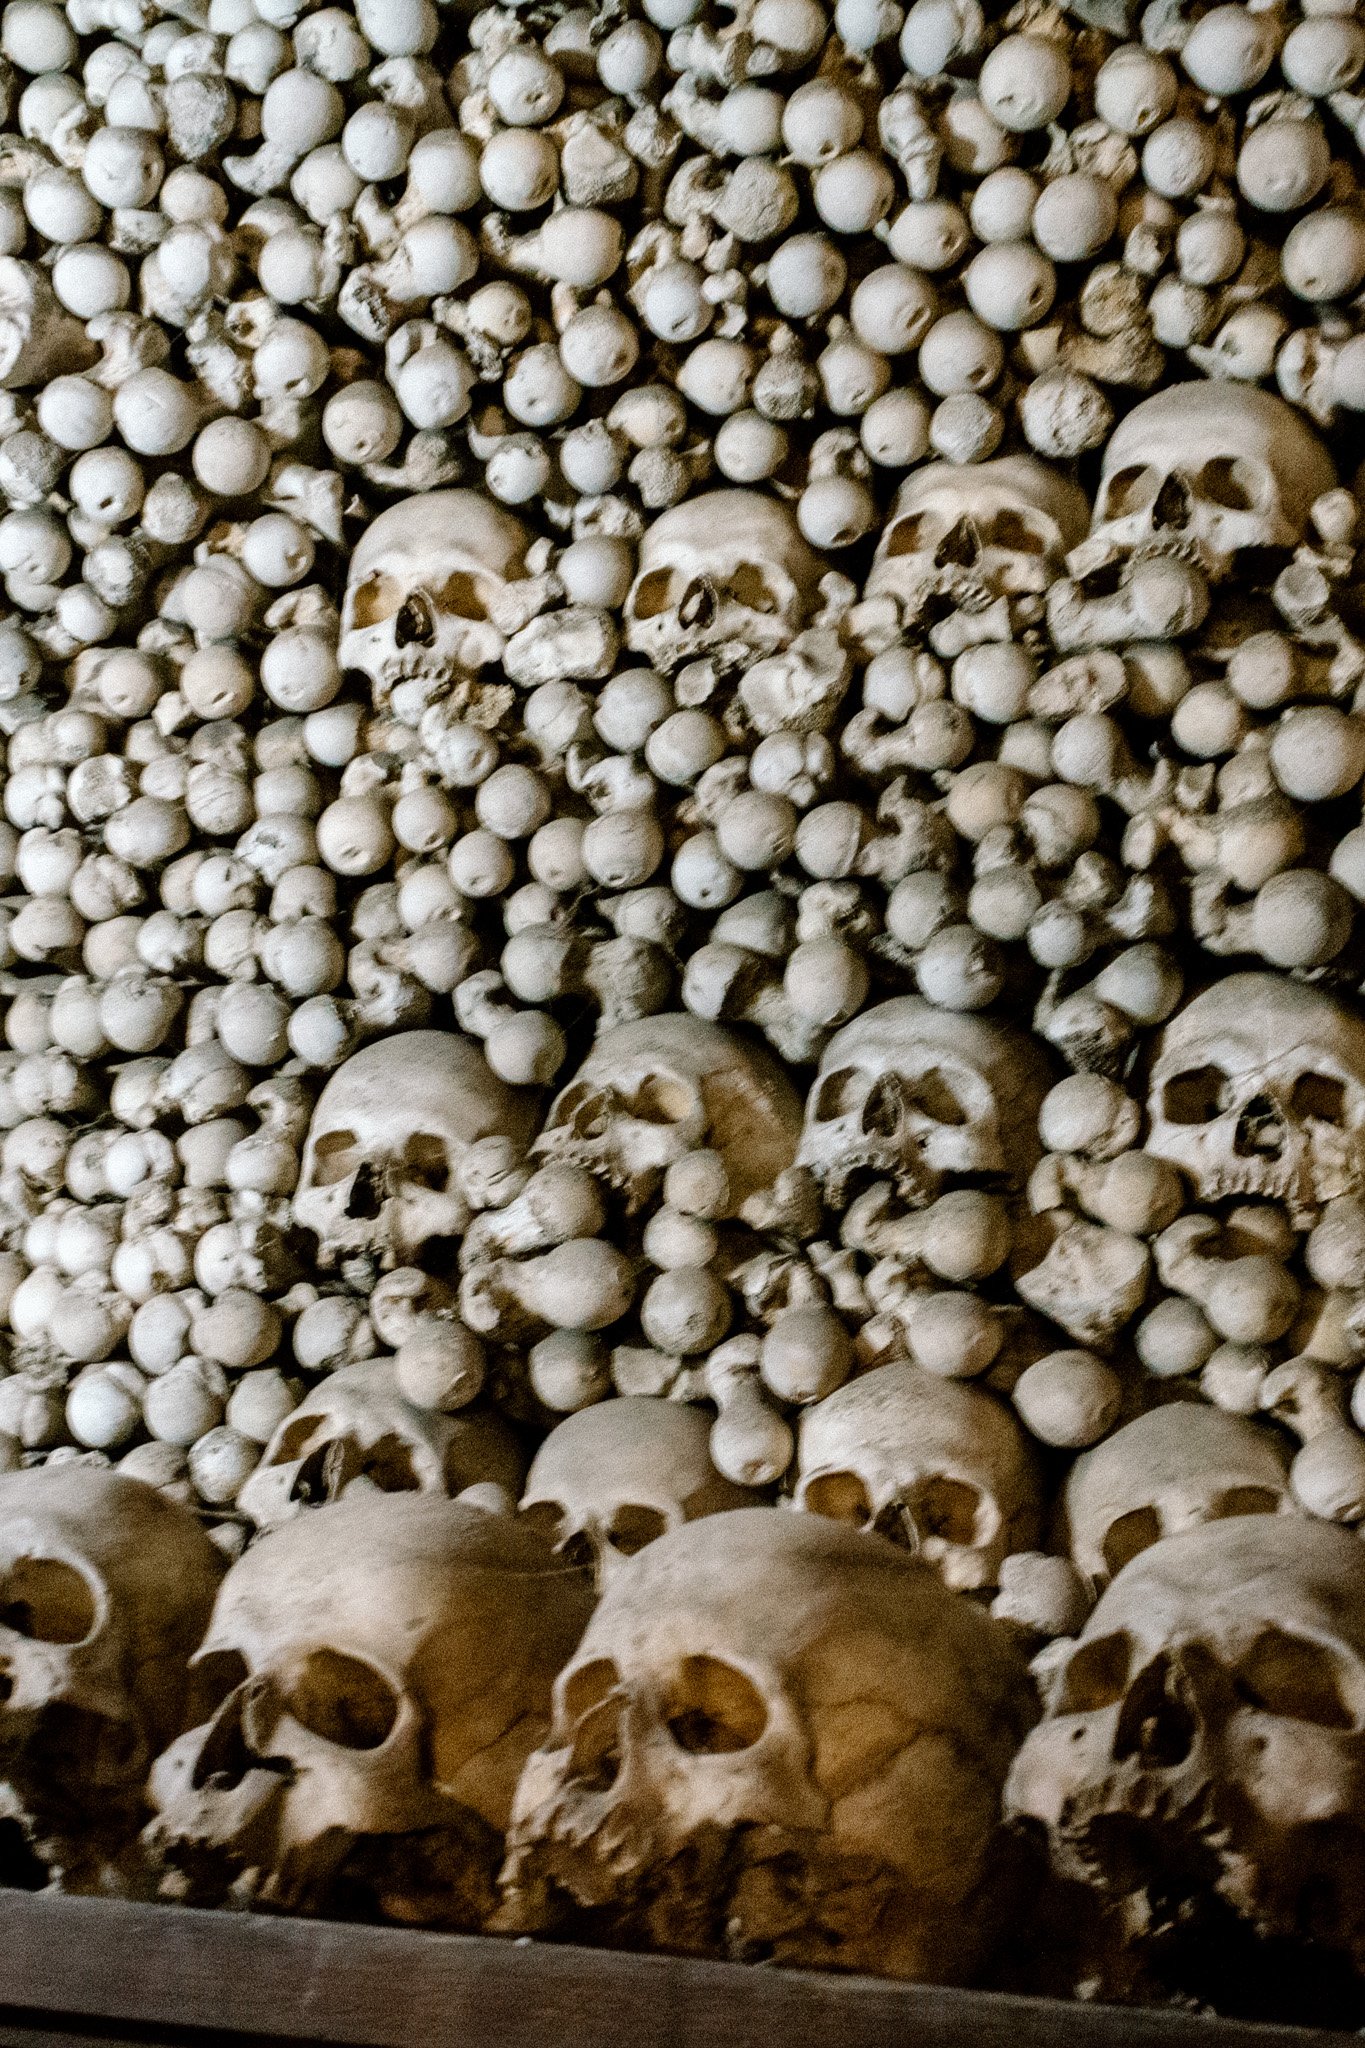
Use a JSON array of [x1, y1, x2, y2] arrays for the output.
[[8, 0, 1365, 2013]]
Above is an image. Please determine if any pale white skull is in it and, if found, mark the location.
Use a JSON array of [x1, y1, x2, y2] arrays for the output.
[[339, 490, 530, 705], [1145, 974, 1365, 1218], [1007, 1517, 1365, 1979], [237, 1360, 525, 1533], [623, 491, 820, 675], [292, 1030, 537, 1268], [1063, 1404, 1293, 1592], [864, 457, 1089, 624], [0, 1466, 222, 1883], [795, 1363, 1042, 1593], [797, 997, 1051, 1209], [535, 1013, 803, 1214], [519, 1398, 749, 1585], [499, 1507, 1035, 1981], [1089, 383, 1336, 582], [145, 1494, 593, 1923]]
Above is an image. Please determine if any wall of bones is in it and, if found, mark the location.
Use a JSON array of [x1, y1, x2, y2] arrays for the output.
[[7, 0, 1365, 2015]]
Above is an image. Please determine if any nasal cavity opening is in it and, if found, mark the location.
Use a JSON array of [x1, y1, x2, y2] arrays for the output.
[[1234, 1094, 1286, 1159], [933, 516, 980, 569], [394, 592, 436, 648], [345, 1160, 384, 1220]]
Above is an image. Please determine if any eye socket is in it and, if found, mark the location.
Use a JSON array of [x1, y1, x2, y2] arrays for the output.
[[625, 1075, 694, 1124], [802, 1470, 873, 1526], [1235, 1628, 1356, 1729], [903, 1068, 970, 1126], [518, 1500, 569, 1549], [310, 1128, 361, 1188], [724, 565, 778, 614], [1290, 1073, 1347, 1124], [348, 572, 403, 629], [1196, 457, 1263, 513], [629, 569, 678, 621], [562, 1658, 623, 1789], [284, 1648, 399, 1750], [987, 510, 1047, 555], [884, 513, 933, 557], [268, 1415, 321, 1467], [401, 1132, 450, 1192], [432, 571, 491, 621], [910, 1475, 983, 1548], [812, 1066, 864, 1122], [1056, 1631, 1134, 1714], [664, 1654, 768, 1754], [1101, 464, 1160, 521], [1100, 1504, 1162, 1579], [607, 1505, 669, 1557], [1206, 1486, 1283, 1521], [0, 1557, 98, 1644], [1161, 1065, 1231, 1125], [190, 1649, 250, 1719]]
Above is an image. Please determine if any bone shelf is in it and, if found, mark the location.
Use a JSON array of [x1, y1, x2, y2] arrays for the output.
[[0, 1892, 1351, 2048]]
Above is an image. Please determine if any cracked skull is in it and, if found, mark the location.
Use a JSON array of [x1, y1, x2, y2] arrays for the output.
[[1145, 974, 1365, 1218], [1006, 1516, 1365, 1970], [237, 1360, 525, 1534], [863, 457, 1089, 630], [292, 1030, 537, 1268], [339, 490, 530, 706], [0, 1466, 222, 1885], [1089, 383, 1335, 582], [797, 997, 1050, 1209], [1063, 1404, 1292, 1592], [498, 1507, 1035, 1981], [519, 1399, 749, 1586], [794, 1363, 1043, 1594], [535, 1014, 803, 1213], [144, 1495, 593, 1924], [623, 491, 820, 675]]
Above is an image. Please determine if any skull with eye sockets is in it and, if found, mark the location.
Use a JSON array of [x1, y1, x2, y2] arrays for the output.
[[518, 1398, 749, 1586], [144, 1495, 593, 1925], [498, 1507, 1035, 1982], [0, 1466, 222, 1887], [1062, 1405, 1292, 1593], [1088, 383, 1335, 583], [1145, 975, 1365, 1223], [339, 491, 530, 710], [291, 1031, 537, 1271], [863, 458, 1089, 634], [624, 492, 821, 677], [797, 997, 1051, 1211], [1007, 1517, 1365, 1988]]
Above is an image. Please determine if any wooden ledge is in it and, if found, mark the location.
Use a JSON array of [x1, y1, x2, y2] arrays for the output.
[[0, 1892, 1352, 2048]]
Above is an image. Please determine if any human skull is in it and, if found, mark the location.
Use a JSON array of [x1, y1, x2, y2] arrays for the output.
[[0, 1466, 222, 1884], [1006, 1517, 1365, 1975], [145, 1495, 593, 1923], [237, 1360, 525, 1534], [797, 997, 1051, 1209], [535, 1014, 803, 1214], [1145, 975, 1365, 1219], [339, 490, 530, 706], [623, 491, 820, 675], [1063, 1404, 1293, 1591], [519, 1399, 750, 1585], [499, 1507, 1035, 1981], [864, 457, 1089, 626], [292, 1030, 537, 1269], [1089, 383, 1336, 582], [795, 1364, 1043, 1593]]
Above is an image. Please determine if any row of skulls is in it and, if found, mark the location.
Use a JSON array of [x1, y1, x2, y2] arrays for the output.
[[8, 1448, 1365, 2009], [340, 379, 1337, 703], [0, 962, 1356, 1998]]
